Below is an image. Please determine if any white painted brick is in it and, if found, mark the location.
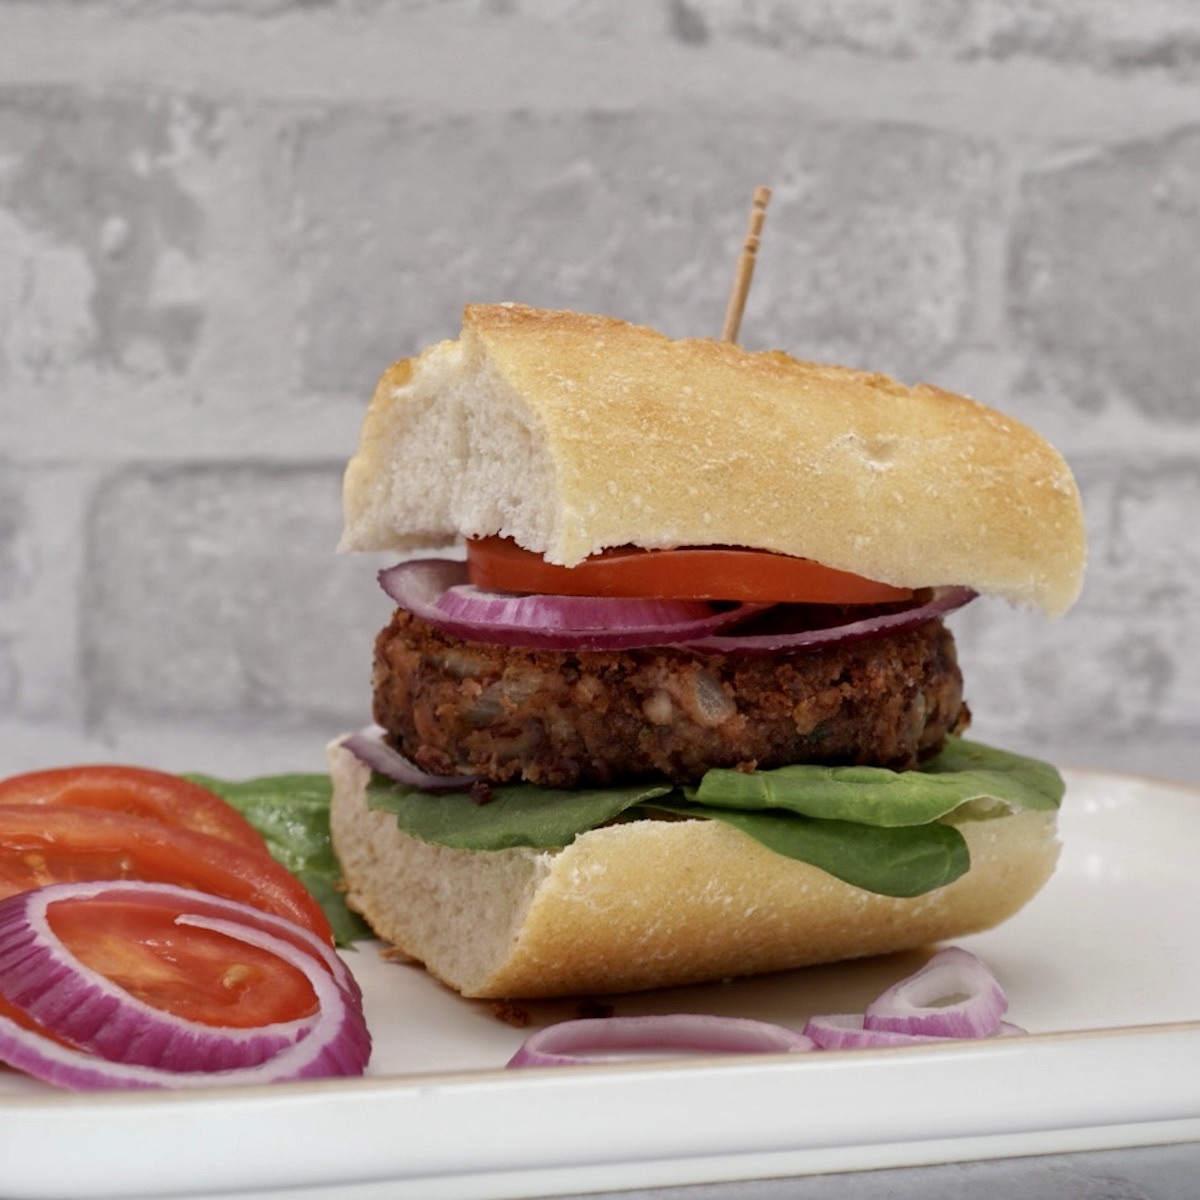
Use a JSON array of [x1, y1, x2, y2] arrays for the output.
[[0, 86, 341, 464], [0, 89, 214, 380], [954, 456, 1200, 747], [82, 465, 391, 726], [276, 111, 996, 387], [0, 464, 99, 726], [0, 469, 28, 712], [653, 1, 1200, 71], [1010, 128, 1200, 427]]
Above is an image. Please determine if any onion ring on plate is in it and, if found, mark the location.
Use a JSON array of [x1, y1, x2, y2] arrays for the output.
[[508, 1014, 815, 1068], [509, 947, 1023, 1066], [803, 1012, 1026, 1050], [863, 945, 1008, 1039]]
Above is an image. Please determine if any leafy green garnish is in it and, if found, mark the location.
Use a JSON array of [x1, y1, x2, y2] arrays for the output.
[[365, 779, 674, 850], [690, 737, 1064, 825], [915, 737, 1065, 808], [361, 737, 1062, 899], [649, 803, 971, 898], [186, 772, 371, 947]]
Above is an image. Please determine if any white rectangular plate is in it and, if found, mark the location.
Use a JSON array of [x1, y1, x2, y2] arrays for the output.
[[3, 768, 1200, 1200]]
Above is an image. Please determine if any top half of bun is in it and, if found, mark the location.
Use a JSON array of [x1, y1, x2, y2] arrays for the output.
[[340, 304, 1086, 615]]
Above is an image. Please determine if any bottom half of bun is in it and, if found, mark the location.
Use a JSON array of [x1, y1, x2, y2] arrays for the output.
[[327, 742, 1060, 999]]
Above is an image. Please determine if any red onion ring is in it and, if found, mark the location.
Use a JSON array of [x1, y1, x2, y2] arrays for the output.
[[862, 945, 1007, 1039], [378, 560, 762, 650], [341, 727, 483, 793], [509, 947, 1022, 1067], [507, 1014, 815, 1068], [803, 1012, 1026, 1050], [378, 560, 973, 655], [803, 1012, 945, 1049], [0, 882, 370, 1090], [439, 584, 721, 631], [676, 586, 977, 656]]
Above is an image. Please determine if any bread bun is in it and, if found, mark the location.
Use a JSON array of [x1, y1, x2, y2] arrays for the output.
[[328, 741, 1060, 1000], [340, 304, 1086, 615]]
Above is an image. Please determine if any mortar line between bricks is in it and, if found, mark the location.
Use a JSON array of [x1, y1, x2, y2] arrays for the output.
[[2, 10, 1200, 146]]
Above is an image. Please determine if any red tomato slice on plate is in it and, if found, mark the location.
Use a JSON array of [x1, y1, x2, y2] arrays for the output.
[[0, 805, 333, 944], [45, 894, 319, 1028], [0, 765, 268, 854], [467, 537, 914, 605]]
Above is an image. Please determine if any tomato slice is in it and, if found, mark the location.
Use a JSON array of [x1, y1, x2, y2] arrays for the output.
[[467, 537, 914, 605], [0, 806, 333, 945], [0, 766, 267, 854], [46, 895, 318, 1029]]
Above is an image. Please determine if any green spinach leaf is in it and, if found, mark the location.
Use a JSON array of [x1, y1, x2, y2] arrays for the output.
[[365, 778, 674, 850], [649, 802, 971, 897], [689, 738, 1063, 826]]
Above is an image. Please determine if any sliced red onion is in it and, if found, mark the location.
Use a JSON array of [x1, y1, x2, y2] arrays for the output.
[[378, 559, 972, 655], [862, 946, 1007, 1039], [0, 882, 370, 1090], [676, 586, 977, 656], [4, 879, 361, 1011], [804, 1012, 1026, 1050], [341, 726, 483, 793], [990, 1021, 1026, 1037], [804, 1012, 943, 1049], [507, 1014, 815, 1068], [439, 585, 721, 630], [378, 559, 761, 650], [508, 947, 1021, 1067]]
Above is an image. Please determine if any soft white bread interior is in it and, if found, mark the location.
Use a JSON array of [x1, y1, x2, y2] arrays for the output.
[[328, 741, 1061, 1000], [341, 304, 1086, 615]]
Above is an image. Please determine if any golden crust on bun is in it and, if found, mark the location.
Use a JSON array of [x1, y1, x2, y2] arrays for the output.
[[341, 304, 1086, 615]]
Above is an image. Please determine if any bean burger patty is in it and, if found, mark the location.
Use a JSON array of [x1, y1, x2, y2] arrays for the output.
[[372, 610, 970, 789]]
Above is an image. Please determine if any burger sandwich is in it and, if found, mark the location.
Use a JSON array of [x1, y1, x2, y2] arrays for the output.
[[328, 303, 1086, 999]]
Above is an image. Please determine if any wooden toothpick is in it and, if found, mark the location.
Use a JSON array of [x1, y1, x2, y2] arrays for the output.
[[720, 185, 771, 343]]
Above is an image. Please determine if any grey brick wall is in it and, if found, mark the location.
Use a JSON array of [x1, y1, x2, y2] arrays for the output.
[[1, 0, 1198, 783]]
